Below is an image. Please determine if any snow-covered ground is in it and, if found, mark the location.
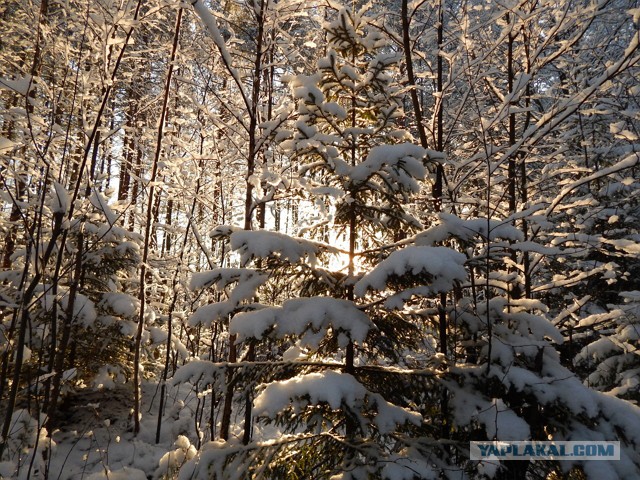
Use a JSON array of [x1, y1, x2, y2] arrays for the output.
[[1, 381, 204, 479]]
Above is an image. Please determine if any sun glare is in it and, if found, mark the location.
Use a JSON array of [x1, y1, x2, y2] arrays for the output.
[[326, 249, 352, 273]]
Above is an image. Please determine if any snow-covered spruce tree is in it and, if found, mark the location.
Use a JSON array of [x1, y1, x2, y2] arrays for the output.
[[398, 2, 640, 477], [398, 207, 640, 479], [175, 4, 464, 479]]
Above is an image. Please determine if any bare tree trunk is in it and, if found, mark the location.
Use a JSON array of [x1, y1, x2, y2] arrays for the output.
[[401, 0, 428, 150], [0, 139, 26, 272], [521, 23, 533, 299], [507, 16, 517, 216], [506, 15, 522, 302], [220, 0, 266, 443], [128, 146, 143, 232], [133, 5, 183, 436], [241, 341, 255, 445], [344, 43, 358, 440], [155, 166, 202, 446], [433, 0, 448, 356], [162, 198, 174, 256], [433, 0, 450, 444], [46, 229, 84, 429], [119, 91, 140, 204], [433, 0, 445, 212]]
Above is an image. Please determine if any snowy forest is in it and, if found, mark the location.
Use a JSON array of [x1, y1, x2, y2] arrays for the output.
[[1, 0, 639, 478]]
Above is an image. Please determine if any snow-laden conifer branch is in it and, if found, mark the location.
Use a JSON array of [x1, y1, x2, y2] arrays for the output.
[[230, 230, 331, 267], [230, 297, 374, 348], [254, 370, 422, 434], [49, 181, 69, 215], [416, 212, 524, 245], [188, 268, 268, 327], [354, 246, 467, 298]]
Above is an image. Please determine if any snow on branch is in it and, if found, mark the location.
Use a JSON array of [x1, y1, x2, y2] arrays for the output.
[[254, 371, 365, 413], [545, 152, 640, 216], [348, 143, 427, 192], [60, 292, 97, 327], [189, 302, 239, 327], [290, 73, 324, 106], [0, 74, 32, 96], [354, 246, 467, 298], [189, 267, 264, 291], [50, 181, 70, 215], [230, 230, 336, 267], [532, 261, 619, 294], [253, 370, 421, 434], [209, 224, 242, 240], [189, 0, 251, 115], [188, 268, 267, 327], [447, 387, 530, 441], [416, 212, 524, 245], [169, 359, 223, 388], [489, 296, 564, 345], [230, 297, 374, 348], [100, 292, 140, 318], [90, 189, 117, 226]]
